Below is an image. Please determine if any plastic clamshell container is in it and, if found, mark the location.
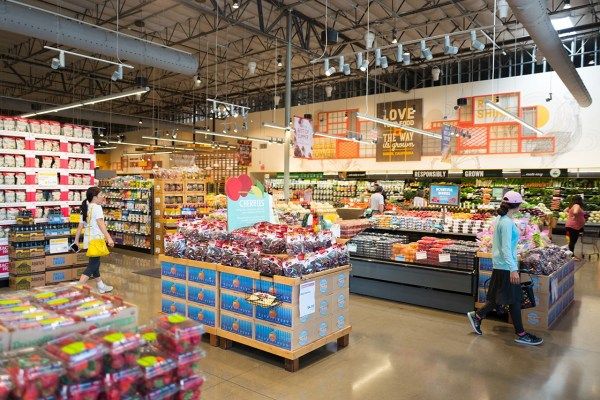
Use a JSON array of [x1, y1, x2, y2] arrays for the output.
[[91, 330, 145, 372], [136, 352, 177, 394], [4, 313, 76, 331], [104, 365, 143, 400], [0, 293, 31, 310], [59, 379, 102, 400], [3, 348, 64, 399], [154, 314, 204, 355], [0, 371, 12, 400], [145, 383, 179, 400], [45, 334, 107, 383], [177, 375, 205, 400], [174, 349, 205, 379]]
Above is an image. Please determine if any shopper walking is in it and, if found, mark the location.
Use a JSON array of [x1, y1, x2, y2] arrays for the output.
[[303, 185, 314, 203], [369, 185, 385, 214], [565, 195, 585, 260], [73, 186, 114, 293], [467, 191, 543, 346]]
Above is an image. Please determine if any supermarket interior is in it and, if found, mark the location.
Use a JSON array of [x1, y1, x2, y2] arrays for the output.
[[1, 0, 600, 399]]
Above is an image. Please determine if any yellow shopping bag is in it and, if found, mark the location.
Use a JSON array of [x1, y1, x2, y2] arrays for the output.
[[85, 209, 110, 257]]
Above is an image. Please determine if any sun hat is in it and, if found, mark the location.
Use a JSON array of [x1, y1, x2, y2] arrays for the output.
[[503, 190, 523, 204]]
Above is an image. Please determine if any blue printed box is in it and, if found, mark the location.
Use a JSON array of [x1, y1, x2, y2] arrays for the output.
[[161, 261, 187, 280], [220, 272, 254, 294], [187, 304, 216, 327], [188, 266, 217, 286], [315, 275, 331, 297], [187, 284, 217, 307], [478, 271, 492, 288], [266, 282, 294, 304], [255, 303, 294, 327], [255, 322, 311, 350], [479, 257, 493, 271], [161, 278, 186, 300], [315, 320, 332, 339], [220, 312, 253, 339], [332, 271, 349, 291], [220, 290, 253, 317], [317, 296, 332, 318], [161, 296, 186, 315], [332, 291, 349, 312], [332, 311, 349, 331]]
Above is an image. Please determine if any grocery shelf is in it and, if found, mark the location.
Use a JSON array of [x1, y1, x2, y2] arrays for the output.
[[0, 130, 28, 138], [107, 229, 150, 236], [0, 149, 29, 155], [0, 202, 29, 208]]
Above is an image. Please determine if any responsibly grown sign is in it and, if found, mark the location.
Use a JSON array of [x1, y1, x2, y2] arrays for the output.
[[376, 99, 424, 162], [225, 175, 271, 231]]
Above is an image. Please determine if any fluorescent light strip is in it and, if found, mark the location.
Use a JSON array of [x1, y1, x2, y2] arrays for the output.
[[314, 132, 376, 145], [124, 151, 173, 156], [141, 136, 210, 146], [356, 113, 442, 139], [107, 141, 192, 151], [484, 100, 545, 136], [94, 146, 116, 150], [20, 87, 150, 118], [195, 130, 282, 144], [43, 46, 134, 69], [262, 122, 290, 131]]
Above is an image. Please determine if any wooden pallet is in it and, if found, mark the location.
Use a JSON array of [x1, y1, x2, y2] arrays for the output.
[[203, 325, 220, 347], [217, 326, 351, 372]]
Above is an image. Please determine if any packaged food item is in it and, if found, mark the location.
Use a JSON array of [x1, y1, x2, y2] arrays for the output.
[[68, 159, 76, 169], [2, 137, 15, 149], [83, 160, 90, 170], [42, 156, 53, 168], [0, 372, 12, 400], [6, 208, 18, 220], [51, 190, 60, 201], [16, 118, 28, 132], [0, 192, 4, 203], [74, 175, 83, 185], [45, 334, 107, 383], [35, 140, 44, 151], [2, 118, 15, 131], [76, 159, 84, 170], [177, 375, 204, 400], [68, 175, 75, 185], [154, 314, 204, 355], [63, 124, 74, 136], [4, 191, 15, 203], [104, 365, 142, 400], [73, 125, 83, 138], [15, 138, 25, 150], [83, 144, 90, 154], [15, 155, 24, 168], [3, 155, 14, 167], [15, 191, 26, 202], [145, 383, 178, 400], [83, 127, 93, 138], [40, 121, 51, 134], [50, 122, 61, 135], [136, 351, 177, 394], [4, 348, 64, 399], [90, 330, 145, 372], [173, 349, 204, 379], [43, 140, 53, 151], [52, 141, 60, 152], [29, 120, 41, 133], [15, 173, 25, 185], [59, 380, 102, 400], [4, 173, 14, 185], [0, 157, 4, 169]]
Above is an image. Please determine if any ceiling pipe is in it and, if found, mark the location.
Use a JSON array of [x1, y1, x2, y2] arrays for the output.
[[0, 0, 198, 75], [507, 0, 592, 107]]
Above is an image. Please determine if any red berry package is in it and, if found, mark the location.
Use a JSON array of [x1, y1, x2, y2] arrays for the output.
[[177, 375, 205, 400], [136, 351, 177, 394], [45, 334, 107, 384], [0, 370, 12, 400], [90, 330, 145, 372], [104, 365, 143, 400], [154, 314, 203, 355], [4, 348, 64, 399], [60, 380, 102, 400], [173, 349, 204, 379]]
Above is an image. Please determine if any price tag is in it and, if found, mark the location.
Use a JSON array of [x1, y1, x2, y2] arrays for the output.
[[347, 243, 358, 253], [395, 255, 405, 262], [439, 253, 451, 263], [299, 281, 316, 318], [416, 251, 427, 260]]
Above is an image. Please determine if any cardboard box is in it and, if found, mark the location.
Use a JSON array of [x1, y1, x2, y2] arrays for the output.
[[331, 289, 349, 313], [161, 278, 187, 300], [522, 287, 575, 330], [73, 252, 89, 266], [9, 274, 46, 290], [161, 260, 187, 281], [478, 256, 493, 271], [45, 253, 73, 270], [45, 268, 76, 284], [254, 302, 320, 329], [254, 278, 295, 304], [74, 266, 87, 279], [330, 270, 350, 292], [220, 289, 253, 318], [220, 272, 254, 294], [521, 260, 575, 294], [316, 295, 334, 319], [188, 265, 217, 286], [187, 303, 217, 327], [254, 321, 313, 351], [220, 311, 253, 339], [187, 283, 217, 308], [313, 319, 333, 340], [161, 295, 186, 315], [532, 271, 575, 309], [9, 257, 46, 275], [331, 309, 350, 332]]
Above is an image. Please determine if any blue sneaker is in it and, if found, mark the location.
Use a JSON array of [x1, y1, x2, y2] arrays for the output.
[[515, 333, 543, 346], [467, 311, 482, 335]]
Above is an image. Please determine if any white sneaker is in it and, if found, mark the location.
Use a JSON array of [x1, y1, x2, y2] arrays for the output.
[[98, 282, 113, 294]]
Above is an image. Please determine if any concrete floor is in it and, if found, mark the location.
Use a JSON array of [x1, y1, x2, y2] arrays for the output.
[[100, 249, 600, 400]]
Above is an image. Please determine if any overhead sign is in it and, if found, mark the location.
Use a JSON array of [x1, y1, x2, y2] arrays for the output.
[[440, 125, 452, 162], [225, 175, 271, 231], [429, 185, 460, 206], [293, 116, 314, 159], [338, 171, 366, 179], [520, 168, 568, 178], [463, 169, 504, 178], [275, 172, 323, 180], [376, 99, 424, 162], [413, 170, 448, 179]]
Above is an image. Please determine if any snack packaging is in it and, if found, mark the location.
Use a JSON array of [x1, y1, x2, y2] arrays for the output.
[[73, 125, 83, 138], [62, 124, 74, 137], [45, 334, 107, 383], [29, 120, 41, 133]]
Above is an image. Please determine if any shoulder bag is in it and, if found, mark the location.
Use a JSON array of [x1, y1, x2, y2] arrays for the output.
[[85, 206, 110, 257]]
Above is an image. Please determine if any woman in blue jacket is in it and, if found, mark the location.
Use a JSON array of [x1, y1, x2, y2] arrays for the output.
[[467, 191, 543, 346]]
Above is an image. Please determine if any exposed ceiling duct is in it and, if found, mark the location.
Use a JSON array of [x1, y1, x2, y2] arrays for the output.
[[0, 0, 198, 76], [507, 0, 592, 107]]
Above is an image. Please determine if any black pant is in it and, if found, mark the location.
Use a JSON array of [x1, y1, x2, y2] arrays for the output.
[[82, 256, 101, 279], [477, 301, 524, 334], [566, 227, 582, 253]]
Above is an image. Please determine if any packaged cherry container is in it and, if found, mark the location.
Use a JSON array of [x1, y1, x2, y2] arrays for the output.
[[145, 382, 179, 400], [104, 365, 143, 400], [4, 348, 64, 399], [136, 351, 177, 394], [154, 314, 204, 355], [177, 375, 205, 400], [173, 349, 204, 379], [90, 330, 145, 372], [45, 333, 107, 383], [60, 380, 102, 400], [0, 372, 11, 400]]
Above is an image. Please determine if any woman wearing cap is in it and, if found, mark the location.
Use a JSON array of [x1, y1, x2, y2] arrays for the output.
[[467, 191, 543, 346]]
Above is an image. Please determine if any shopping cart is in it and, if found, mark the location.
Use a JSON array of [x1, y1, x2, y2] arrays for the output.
[[581, 224, 600, 260]]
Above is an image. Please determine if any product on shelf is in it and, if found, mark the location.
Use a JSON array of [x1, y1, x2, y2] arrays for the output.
[[45, 334, 107, 383], [338, 219, 372, 238], [3, 348, 64, 399], [104, 365, 143, 400], [477, 216, 549, 254], [136, 350, 177, 395]]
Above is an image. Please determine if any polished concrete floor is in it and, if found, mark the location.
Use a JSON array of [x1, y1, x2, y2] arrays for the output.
[[99, 249, 600, 400]]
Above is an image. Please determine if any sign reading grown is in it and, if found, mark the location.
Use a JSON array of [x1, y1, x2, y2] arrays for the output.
[[225, 174, 271, 231], [376, 99, 424, 162]]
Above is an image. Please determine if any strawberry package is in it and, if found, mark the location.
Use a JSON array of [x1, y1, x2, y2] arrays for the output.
[[177, 375, 205, 400], [154, 314, 204, 355], [173, 349, 204, 379], [3, 348, 64, 400], [145, 382, 178, 400], [59, 380, 102, 400], [136, 351, 177, 394], [45, 334, 107, 383], [0, 372, 11, 400], [104, 365, 143, 400], [90, 330, 145, 372]]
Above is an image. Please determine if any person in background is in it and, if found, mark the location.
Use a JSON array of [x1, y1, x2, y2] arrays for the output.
[[565, 195, 585, 260], [370, 185, 385, 214], [303, 185, 314, 203], [467, 191, 543, 346], [377, 183, 388, 202], [73, 186, 115, 293], [413, 190, 427, 208]]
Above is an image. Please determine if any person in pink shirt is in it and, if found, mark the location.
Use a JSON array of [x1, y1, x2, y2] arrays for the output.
[[565, 195, 586, 260]]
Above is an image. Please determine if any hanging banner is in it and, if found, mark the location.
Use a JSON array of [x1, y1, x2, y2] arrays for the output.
[[237, 140, 252, 166], [440, 125, 452, 162], [226, 174, 271, 231], [376, 99, 424, 162], [293, 116, 314, 158], [520, 168, 568, 178], [429, 184, 460, 206]]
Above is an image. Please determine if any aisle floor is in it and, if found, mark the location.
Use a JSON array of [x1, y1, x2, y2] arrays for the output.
[[102, 250, 600, 400]]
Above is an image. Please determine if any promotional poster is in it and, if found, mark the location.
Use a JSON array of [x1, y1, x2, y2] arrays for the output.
[[376, 99, 424, 161], [293, 116, 314, 158]]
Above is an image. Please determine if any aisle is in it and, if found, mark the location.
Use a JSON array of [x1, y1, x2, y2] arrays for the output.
[[101, 250, 600, 400]]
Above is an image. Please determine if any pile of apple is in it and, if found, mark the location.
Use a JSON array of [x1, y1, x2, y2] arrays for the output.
[[588, 211, 600, 224]]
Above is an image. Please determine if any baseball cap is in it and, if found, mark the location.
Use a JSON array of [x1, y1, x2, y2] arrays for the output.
[[503, 190, 523, 204]]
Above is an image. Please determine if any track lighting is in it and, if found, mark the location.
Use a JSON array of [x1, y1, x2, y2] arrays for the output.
[[323, 59, 336, 76], [563, 0, 571, 9], [193, 74, 202, 88], [380, 56, 388, 69], [138, 119, 143, 125], [232, 1, 239, 9], [374, 48, 382, 66], [395, 44, 403, 62], [364, 31, 375, 49], [470, 31, 485, 51], [343, 64, 351, 75], [51, 50, 65, 70], [420, 40, 433, 61], [443, 36, 459, 55], [277, 55, 283, 67], [391, 29, 398, 44], [338, 56, 345, 71], [432, 66, 441, 81], [356, 53, 363, 68], [497, 0, 509, 20], [111, 65, 123, 81], [360, 60, 368, 71], [248, 61, 257, 75], [402, 52, 411, 66]]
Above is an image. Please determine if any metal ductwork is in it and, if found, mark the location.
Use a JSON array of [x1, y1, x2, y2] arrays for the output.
[[0, 0, 198, 75], [507, 0, 592, 107]]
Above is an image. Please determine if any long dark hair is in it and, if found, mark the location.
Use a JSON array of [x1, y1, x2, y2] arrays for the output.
[[81, 186, 102, 222], [497, 201, 520, 217], [570, 195, 584, 209]]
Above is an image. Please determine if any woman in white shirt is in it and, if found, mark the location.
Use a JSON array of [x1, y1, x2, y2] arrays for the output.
[[413, 191, 427, 208], [73, 186, 115, 293], [370, 185, 385, 214]]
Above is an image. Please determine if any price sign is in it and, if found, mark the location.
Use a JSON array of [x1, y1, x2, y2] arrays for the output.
[[347, 243, 358, 253], [416, 251, 427, 260], [439, 253, 451, 263], [395, 255, 405, 262]]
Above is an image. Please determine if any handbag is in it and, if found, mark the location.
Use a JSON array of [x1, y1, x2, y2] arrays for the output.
[[85, 208, 110, 257], [520, 271, 536, 309]]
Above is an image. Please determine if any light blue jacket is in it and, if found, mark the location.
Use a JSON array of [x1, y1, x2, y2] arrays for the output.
[[492, 215, 520, 272]]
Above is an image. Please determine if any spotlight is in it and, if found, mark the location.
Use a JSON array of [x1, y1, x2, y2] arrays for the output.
[[193, 74, 202, 88], [374, 48, 382, 66], [343, 64, 351, 75], [231, 107, 239, 118], [135, 93, 142, 101], [361, 60, 368, 71], [50, 51, 65, 70], [563, 0, 571, 9], [395, 44, 403, 62], [138, 119, 143, 125], [364, 31, 375, 49], [391, 29, 398, 44], [420, 40, 433, 61], [233, 125, 239, 133], [356, 53, 364, 68], [248, 61, 257, 75], [323, 59, 336, 76], [443, 36, 459, 55], [497, 0, 509, 20], [470, 31, 485, 52], [232, 1, 239, 9], [111, 65, 123, 81], [172, 130, 177, 139], [432, 66, 441, 81], [274, 95, 281, 106], [99, 132, 105, 137], [402, 52, 411, 66], [380, 56, 388, 69], [277, 55, 283, 67], [325, 85, 333, 98]]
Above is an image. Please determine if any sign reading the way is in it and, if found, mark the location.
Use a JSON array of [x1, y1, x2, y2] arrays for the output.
[[376, 99, 424, 162], [225, 175, 271, 231]]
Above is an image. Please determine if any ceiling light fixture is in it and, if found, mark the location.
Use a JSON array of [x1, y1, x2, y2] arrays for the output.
[[20, 87, 150, 117], [195, 129, 282, 144], [248, 61, 257, 75], [391, 29, 398, 44], [497, 0, 510, 20], [277, 55, 283, 67], [323, 58, 336, 76], [420, 40, 433, 61], [111, 65, 123, 81], [374, 48, 382, 66], [485, 100, 544, 136], [356, 113, 442, 139], [443, 35, 459, 55], [314, 132, 376, 145], [44, 46, 133, 70], [395, 44, 403, 62], [273, 95, 281, 106], [470, 31, 485, 51], [232, 1, 240, 9], [402, 52, 411, 66], [193, 75, 202, 88], [563, 0, 571, 9], [380, 56, 388, 69], [343, 63, 351, 75], [138, 119, 143, 125], [364, 31, 376, 49], [432, 66, 441, 81], [51, 50, 65, 70], [325, 85, 333, 98], [262, 122, 289, 131], [94, 146, 116, 150]]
